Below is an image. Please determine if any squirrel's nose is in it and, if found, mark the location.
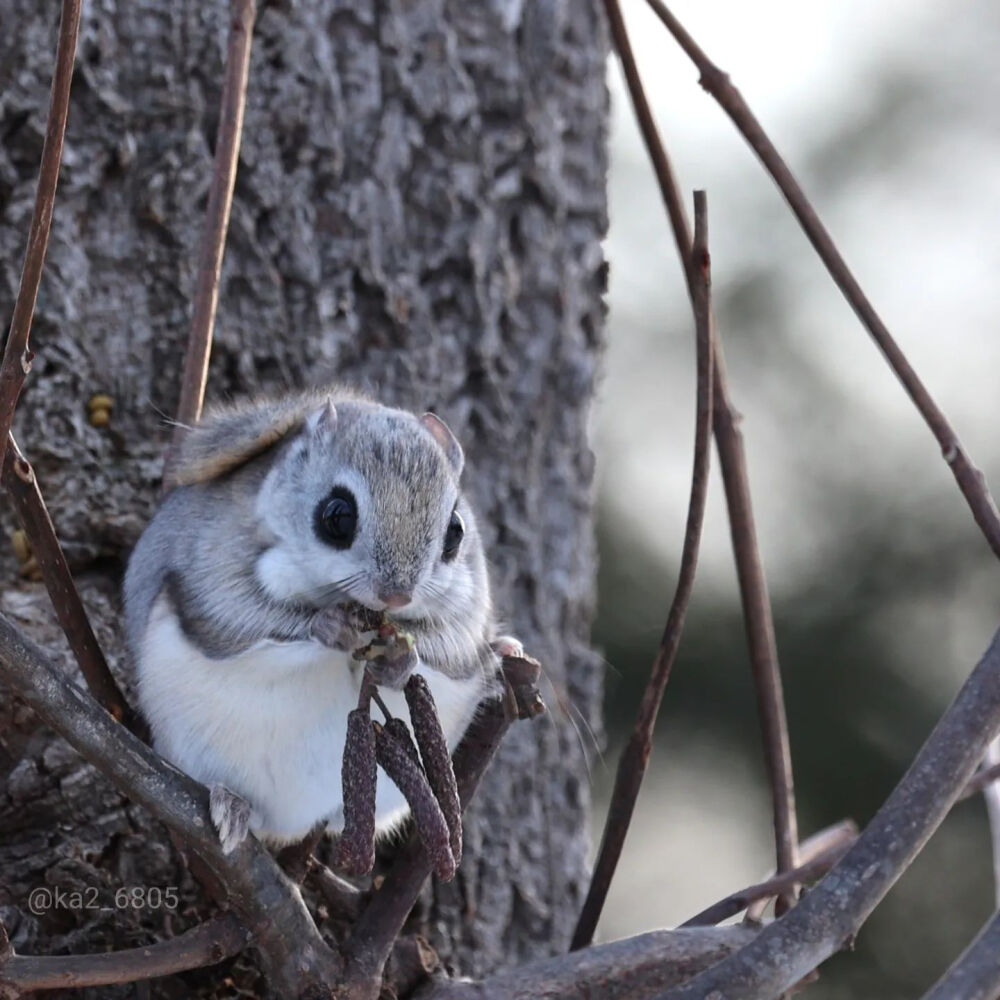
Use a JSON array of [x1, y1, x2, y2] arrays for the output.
[[380, 592, 412, 610]]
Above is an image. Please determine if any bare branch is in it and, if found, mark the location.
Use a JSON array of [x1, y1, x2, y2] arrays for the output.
[[713, 351, 799, 913], [978, 739, 1000, 906], [746, 818, 858, 922], [958, 757, 1000, 803], [170, 0, 256, 442], [0, 611, 342, 996], [571, 185, 714, 951], [643, 0, 1000, 561], [0, 0, 81, 448], [420, 926, 760, 1000], [0, 915, 246, 993], [0, 0, 141, 739], [2, 436, 140, 733], [920, 909, 1000, 1000], [595, 0, 799, 915], [657, 629, 1000, 999], [305, 857, 363, 921], [680, 836, 855, 928]]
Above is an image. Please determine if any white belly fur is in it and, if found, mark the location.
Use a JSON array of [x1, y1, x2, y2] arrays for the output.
[[138, 597, 489, 844]]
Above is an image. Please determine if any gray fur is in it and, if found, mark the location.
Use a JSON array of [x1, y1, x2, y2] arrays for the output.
[[125, 389, 496, 680], [164, 385, 367, 488]]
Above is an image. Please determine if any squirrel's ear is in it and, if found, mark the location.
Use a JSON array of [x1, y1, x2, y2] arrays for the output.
[[306, 399, 338, 439], [420, 412, 464, 476], [165, 395, 326, 489]]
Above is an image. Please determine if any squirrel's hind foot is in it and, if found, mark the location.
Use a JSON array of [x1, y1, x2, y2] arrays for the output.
[[209, 783, 252, 855]]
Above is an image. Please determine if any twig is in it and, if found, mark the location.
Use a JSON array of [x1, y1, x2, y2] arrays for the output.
[[421, 926, 760, 1000], [658, 629, 1000, 999], [596, 0, 799, 916], [0, 915, 247, 992], [305, 857, 363, 921], [745, 818, 858, 922], [958, 757, 1000, 803], [713, 349, 799, 914], [275, 824, 327, 883], [170, 0, 256, 446], [680, 837, 854, 928], [570, 187, 714, 950], [978, 739, 1000, 907], [0, 0, 142, 739], [342, 658, 538, 998], [920, 908, 1000, 1000], [643, 0, 1000, 561], [2, 436, 140, 733], [794, 818, 860, 860], [0, 611, 342, 997], [0, 0, 81, 448]]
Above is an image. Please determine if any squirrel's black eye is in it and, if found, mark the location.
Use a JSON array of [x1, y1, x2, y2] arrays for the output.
[[315, 489, 357, 549], [442, 509, 464, 563]]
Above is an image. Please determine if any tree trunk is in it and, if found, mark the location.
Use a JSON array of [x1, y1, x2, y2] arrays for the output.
[[0, 0, 608, 994]]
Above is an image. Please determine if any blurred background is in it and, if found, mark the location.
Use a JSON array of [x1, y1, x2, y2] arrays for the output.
[[590, 0, 1000, 995]]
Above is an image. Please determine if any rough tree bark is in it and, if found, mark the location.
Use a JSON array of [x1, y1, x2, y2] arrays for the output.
[[0, 1, 608, 994]]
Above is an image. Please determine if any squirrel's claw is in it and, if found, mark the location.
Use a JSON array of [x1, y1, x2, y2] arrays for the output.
[[491, 635, 524, 660], [209, 783, 252, 855]]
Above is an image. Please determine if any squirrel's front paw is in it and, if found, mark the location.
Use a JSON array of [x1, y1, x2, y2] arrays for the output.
[[353, 622, 418, 690], [311, 603, 372, 651], [210, 783, 252, 855]]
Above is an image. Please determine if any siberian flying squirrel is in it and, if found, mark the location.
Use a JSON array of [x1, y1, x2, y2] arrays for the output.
[[124, 388, 513, 851]]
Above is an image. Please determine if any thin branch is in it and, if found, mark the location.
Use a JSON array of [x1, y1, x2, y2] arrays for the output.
[[571, 187, 714, 950], [0, 0, 140, 739], [342, 658, 539, 998], [0, 0, 81, 448], [276, 824, 327, 883], [170, 0, 256, 444], [596, 0, 799, 916], [680, 837, 854, 928], [792, 818, 859, 864], [713, 349, 799, 914], [305, 857, 363, 921], [0, 611, 342, 997], [978, 739, 1000, 907], [2, 436, 141, 733], [422, 927, 760, 1000], [0, 915, 247, 992], [657, 629, 1000, 999], [920, 908, 1000, 1000], [745, 818, 858, 922], [643, 0, 1000, 562], [958, 756, 1000, 803]]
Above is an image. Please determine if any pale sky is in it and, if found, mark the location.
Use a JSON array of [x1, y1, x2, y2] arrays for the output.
[[598, 0, 1000, 597]]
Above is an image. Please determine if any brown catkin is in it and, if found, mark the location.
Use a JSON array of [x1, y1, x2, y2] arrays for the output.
[[334, 708, 377, 876], [375, 722, 455, 881], [405, 674, 463, 863], [385, 717, 422, 769]]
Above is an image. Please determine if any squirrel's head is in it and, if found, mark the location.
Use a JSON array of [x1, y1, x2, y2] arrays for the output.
[[253, 399, 484, 622]]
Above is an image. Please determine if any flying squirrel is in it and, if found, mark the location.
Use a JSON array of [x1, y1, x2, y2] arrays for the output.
[[124, 387, 518, 852]]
